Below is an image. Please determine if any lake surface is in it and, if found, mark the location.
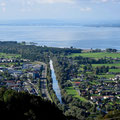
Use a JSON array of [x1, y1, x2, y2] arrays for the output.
[[50, 60, 62, 103], [0, 25, 120, 49]]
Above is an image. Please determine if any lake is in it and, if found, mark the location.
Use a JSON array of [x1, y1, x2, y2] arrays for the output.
[[0, 25, 120, 49]]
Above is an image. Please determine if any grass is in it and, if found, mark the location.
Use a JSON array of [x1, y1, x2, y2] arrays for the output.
[[65, 86, 88, 102], [92, 63, 120, 68], [0, 62, 23, 67], [109, 69, 120, 73], [89, 81, 99, 85], [0, 53, 21, 58], [68, 52, 120, 59], [96, 74, 115, 79]]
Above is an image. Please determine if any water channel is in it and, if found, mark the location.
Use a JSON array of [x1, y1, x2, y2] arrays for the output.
[[50, 60, 62, 104]]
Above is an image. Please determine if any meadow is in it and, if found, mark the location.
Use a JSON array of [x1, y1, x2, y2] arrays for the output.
[[71, 52, 120, 79], [65, 87, 88, 102], [0, 53, 21, 58], [92, 63, 120, 68], [68, 52, 120, 59]]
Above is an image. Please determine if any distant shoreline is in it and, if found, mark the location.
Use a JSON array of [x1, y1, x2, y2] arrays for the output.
[[0, 24, 120, 28]]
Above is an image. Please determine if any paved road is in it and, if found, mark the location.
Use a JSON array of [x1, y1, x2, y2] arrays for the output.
[[39, 62, 51, 100], [40, 79, 51, 100]]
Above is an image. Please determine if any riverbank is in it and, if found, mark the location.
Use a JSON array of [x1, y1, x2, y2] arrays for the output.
[[50, 60, 62, 104]]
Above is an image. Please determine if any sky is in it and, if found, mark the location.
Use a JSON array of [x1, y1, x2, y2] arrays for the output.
[[0, 0, 120, 21]]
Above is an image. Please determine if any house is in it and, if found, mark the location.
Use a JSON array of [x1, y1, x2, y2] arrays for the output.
[[17, 80, 22, 86], [32, 64, 42, 71], [6, 81, 16, 87], [90, 96, 104, 102], [27, 72, 40, 79], [27, 72, 34, 78], [22, 64, 33, 69], [103, 96, 114, 99], [11, 70, 23, 78], [74, 82, 80, 86]]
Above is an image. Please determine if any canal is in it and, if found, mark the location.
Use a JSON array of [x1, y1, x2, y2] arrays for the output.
[[50, 60, 62, 104]]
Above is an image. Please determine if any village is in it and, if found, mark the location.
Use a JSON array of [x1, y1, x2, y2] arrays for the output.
[[69, 69, 120, 112], [0, 57, 48, 98], [62, 51, 120, 113]]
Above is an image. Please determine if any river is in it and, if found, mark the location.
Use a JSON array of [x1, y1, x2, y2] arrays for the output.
[[50, 60, 62, 104]]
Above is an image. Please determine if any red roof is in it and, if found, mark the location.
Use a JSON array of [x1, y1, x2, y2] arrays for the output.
[[74, 82, 80, 84]]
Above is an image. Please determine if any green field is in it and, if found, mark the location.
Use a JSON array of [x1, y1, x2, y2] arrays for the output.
[[92, 63, 120, 68], [68, 52, 120, 59], [0, 53, 21, 58], [65, 87, 88, 102], [109, 69, 120, 73], [96, 74, 115, 79]]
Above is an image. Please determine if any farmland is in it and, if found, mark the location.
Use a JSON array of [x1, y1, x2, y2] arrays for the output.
[[68, 52, 120, 59], [0, 53, 21, 58], [92, 63, 120, 68], [68, 51, 120, 79], [65, 86, 88, 102]]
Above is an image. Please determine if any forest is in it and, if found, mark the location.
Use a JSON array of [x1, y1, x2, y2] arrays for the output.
[[0, 88, 66, 120]]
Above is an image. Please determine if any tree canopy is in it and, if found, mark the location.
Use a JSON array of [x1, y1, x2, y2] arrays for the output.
[[0, 88, 66, 120]]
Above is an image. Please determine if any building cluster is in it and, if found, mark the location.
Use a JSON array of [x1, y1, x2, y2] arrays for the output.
[[0, 60, 44, 96], [70, 74, 120, 108]]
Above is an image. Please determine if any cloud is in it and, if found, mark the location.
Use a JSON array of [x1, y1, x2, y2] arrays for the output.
[[0, 2, 6, 7], [0, 0, 119, 13], [0, 2, 6, 12], [102, 0, 108, 2], [2, 7, 6, 12], [92, 0, 120, 3], [80, 7, 92, 12], [12, 0, 75, 4], [2, 0, 120, 6], [35, 0, 75, 4]]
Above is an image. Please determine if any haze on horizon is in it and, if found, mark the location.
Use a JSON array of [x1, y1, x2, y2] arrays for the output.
[[0, 0, 120, 23]]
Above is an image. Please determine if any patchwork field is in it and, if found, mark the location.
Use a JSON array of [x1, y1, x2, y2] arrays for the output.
[[65, 87, 88, 102]]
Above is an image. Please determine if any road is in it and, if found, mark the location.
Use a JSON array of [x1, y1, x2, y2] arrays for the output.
[[40, 79, 51, 100], [39, 62, 51, 100]]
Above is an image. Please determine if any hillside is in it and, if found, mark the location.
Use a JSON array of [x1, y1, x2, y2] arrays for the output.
[[0, 88, 66, 120]]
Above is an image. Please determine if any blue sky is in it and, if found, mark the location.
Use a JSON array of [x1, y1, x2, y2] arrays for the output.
[[0, 0, 120, 21]]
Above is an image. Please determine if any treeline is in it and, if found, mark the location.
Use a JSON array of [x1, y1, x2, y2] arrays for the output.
[[94, 66, 109, 75], [90, 48, 117, 53], [0, 41, 82, 63], [106, 48, 117, 53], [72, 56, 113, 65], [82, 65, 109, 75]]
